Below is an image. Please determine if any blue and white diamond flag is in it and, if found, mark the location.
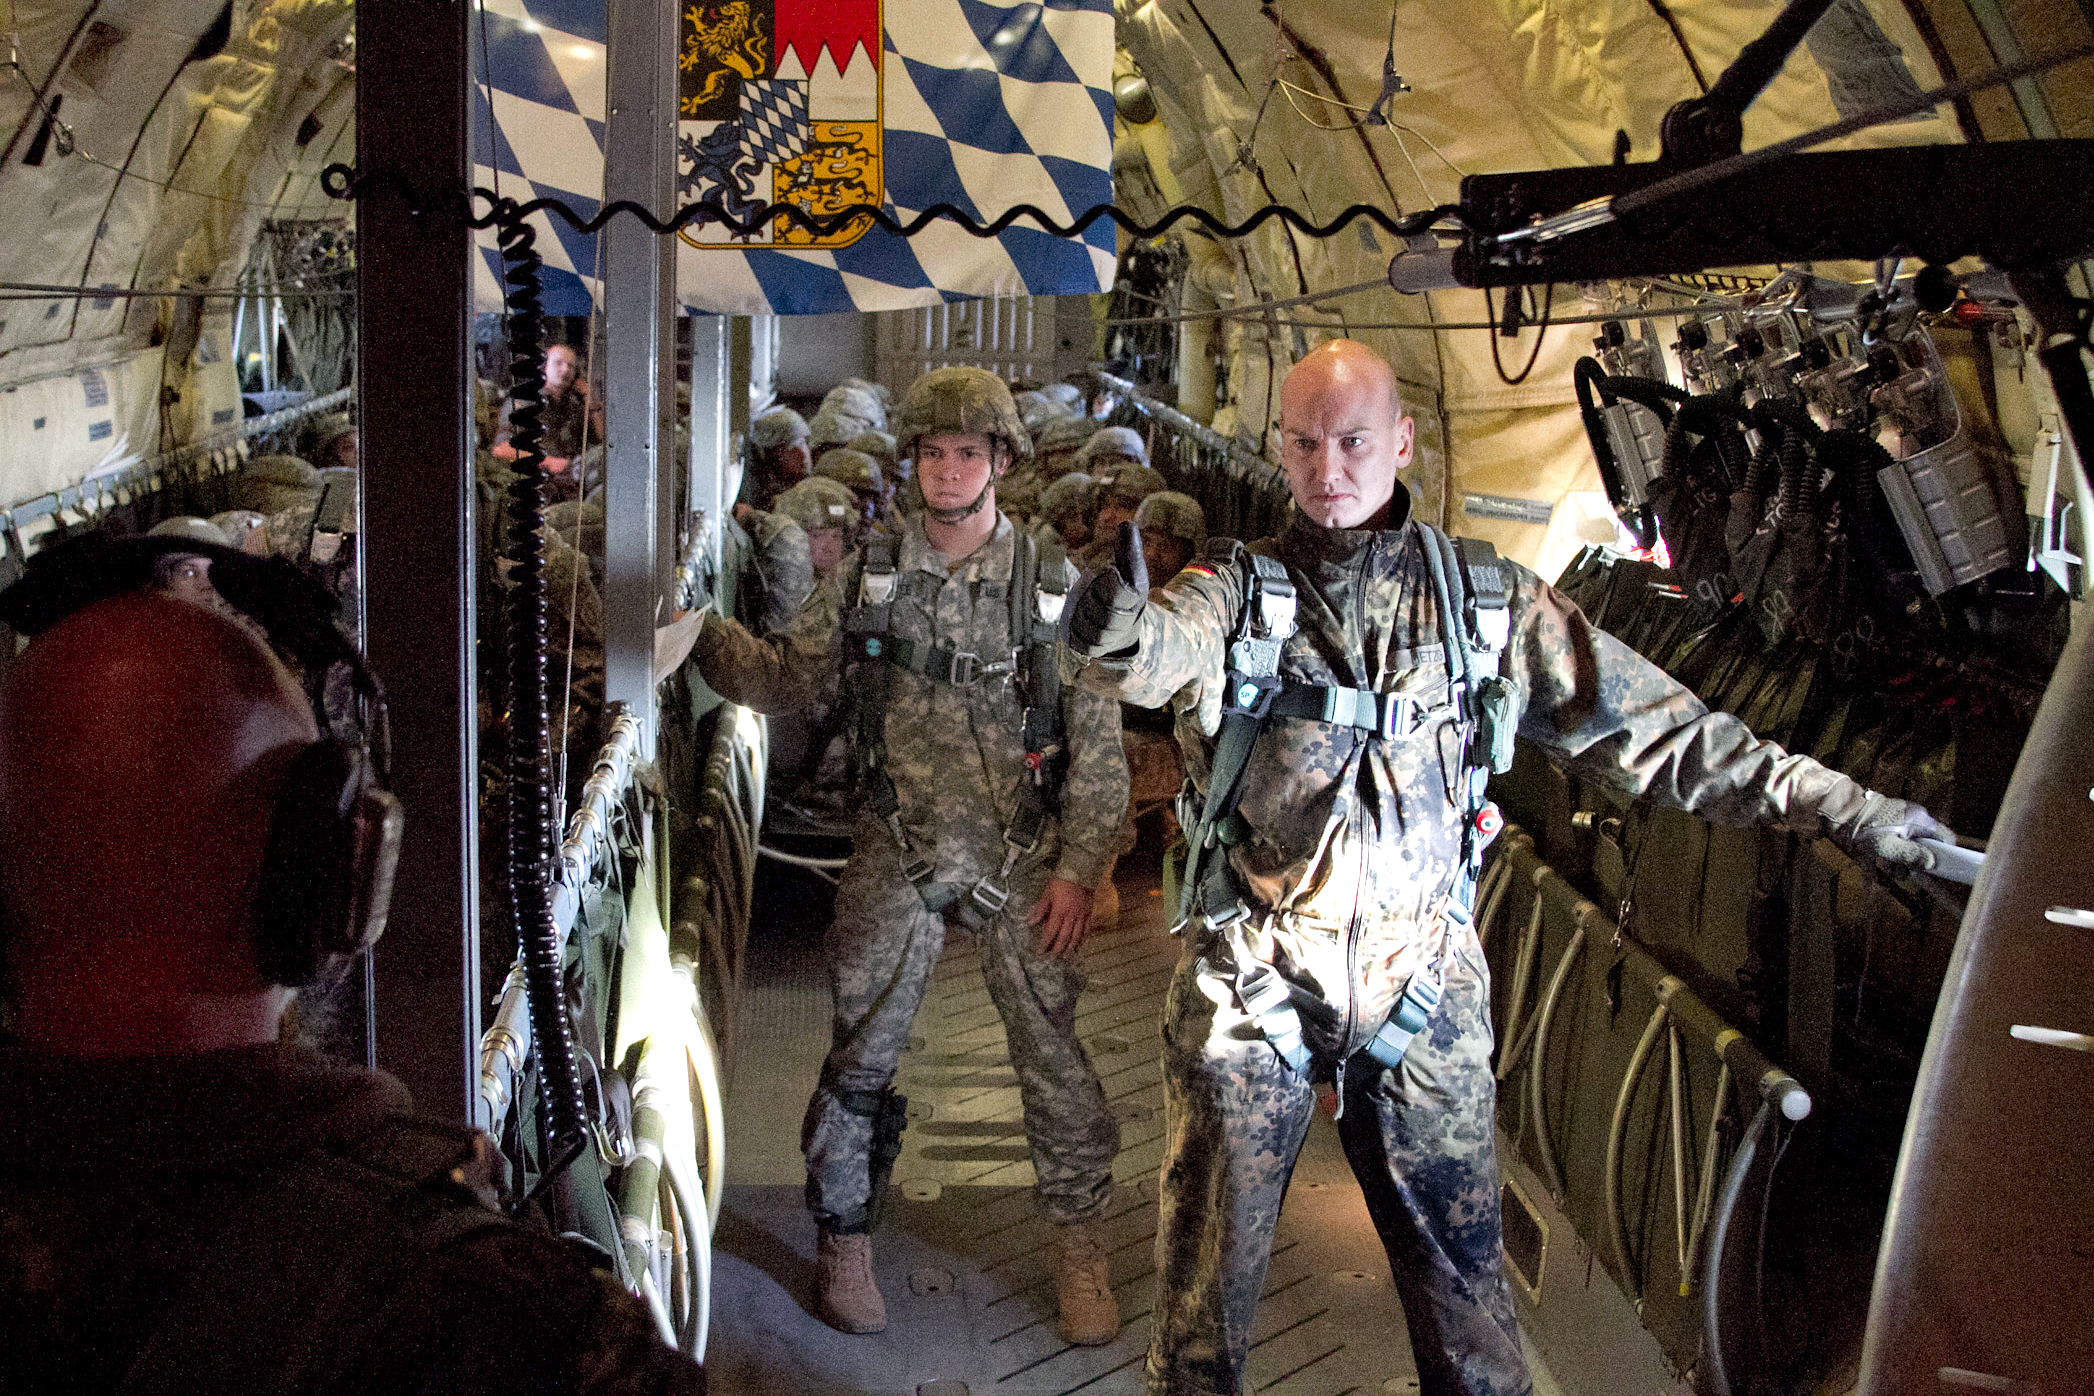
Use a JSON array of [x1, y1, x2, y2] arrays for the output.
[[471, 0, 1117, 315]]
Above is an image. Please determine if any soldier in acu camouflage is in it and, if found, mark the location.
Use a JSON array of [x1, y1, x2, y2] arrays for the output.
[[735, 507, 814, 637], [690, 365, 1130, 1344], [1069, 340, 1953, 1396]]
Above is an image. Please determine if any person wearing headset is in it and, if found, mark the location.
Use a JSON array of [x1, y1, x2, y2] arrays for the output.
[[0, 537, 703, 1396]]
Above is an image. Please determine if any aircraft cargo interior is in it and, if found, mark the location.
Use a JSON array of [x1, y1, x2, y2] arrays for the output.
[[0, 0, 2090, 1393]]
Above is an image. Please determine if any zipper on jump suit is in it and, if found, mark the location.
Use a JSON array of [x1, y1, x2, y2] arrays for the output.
[[1337, 536, 1378, 1080]]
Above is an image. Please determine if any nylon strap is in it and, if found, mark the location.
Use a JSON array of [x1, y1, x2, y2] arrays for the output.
[[1270, 680, 1454, 741], [845, 525, 1068, 923]]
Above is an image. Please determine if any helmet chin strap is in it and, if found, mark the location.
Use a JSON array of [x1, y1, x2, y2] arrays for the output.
[[926, 479, 995, 525]]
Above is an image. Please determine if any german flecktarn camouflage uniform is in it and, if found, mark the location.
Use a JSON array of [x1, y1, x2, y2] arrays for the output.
[[694, 511, 1129, 1231], [1080, 482, 1898, 1396]]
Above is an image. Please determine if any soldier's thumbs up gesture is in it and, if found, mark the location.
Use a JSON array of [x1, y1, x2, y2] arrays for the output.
[[1070, 522, 1149, 657]]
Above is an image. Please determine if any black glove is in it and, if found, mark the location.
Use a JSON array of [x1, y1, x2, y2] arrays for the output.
[[1834, 792, 1952, 872], [1069, 522, 1149, 658]]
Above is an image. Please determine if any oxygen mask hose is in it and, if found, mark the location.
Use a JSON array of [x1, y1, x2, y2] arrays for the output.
[[495, 210, 590, 1171]]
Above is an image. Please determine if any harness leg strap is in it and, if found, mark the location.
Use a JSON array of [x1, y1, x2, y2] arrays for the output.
[[825, 1083, 911, 1233], [1236, 960, 1311, 1076]]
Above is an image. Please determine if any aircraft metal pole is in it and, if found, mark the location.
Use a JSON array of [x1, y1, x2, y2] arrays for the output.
[[600, 0, 678, 754], [355, 0, 482, 1124]]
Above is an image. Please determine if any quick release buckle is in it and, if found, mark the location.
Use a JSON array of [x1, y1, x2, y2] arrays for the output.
[[944, 650, 1012, 686], [969, 878, 1012, 918], [1379, 692, 1424, 741], [886, 813, 934, 884]]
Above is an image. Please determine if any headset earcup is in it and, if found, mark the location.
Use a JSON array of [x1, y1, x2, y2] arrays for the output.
[[256, 740, 361, 987]]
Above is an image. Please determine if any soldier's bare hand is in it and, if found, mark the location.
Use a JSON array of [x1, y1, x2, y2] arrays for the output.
[[1030, 877, 1096, 958]]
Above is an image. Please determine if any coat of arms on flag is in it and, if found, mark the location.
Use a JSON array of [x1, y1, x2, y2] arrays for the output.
[[678, 0, 882, 249], [473, 0, 1117, 315]]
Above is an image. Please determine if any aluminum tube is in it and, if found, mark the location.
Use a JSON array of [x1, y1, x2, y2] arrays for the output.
[[1494, 886, 1548, 1083], [1532, 862, 1811, 1120], [1606, 1000, 1671, 1302], [1701, 1100, 1777, 1396], [1526, 918, 1588, 1199], [1094, 369, 1280, 481]]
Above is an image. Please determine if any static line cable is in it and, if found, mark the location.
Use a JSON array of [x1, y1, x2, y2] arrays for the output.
[[0, 281, 350, 301], [1097, 273, 1412, 328]]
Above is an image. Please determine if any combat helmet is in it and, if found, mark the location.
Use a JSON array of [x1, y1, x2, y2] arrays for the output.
[[233, 454, 320, 515], [148, 515, 234, 548], [774, 476, 858, 534], [1096, 462, 1169, 505], [815, 447, 885, 497], [1134, 490, 1207, 552], [895, 367, 1033, 464], [1037, 471, 1095, 523], [820, 381, 888, 437], [749, 407, 809, 455], [849, 430, 899, 476], [1077, 425, 1148, 474], [208, 510, 269, 553], [1033, 415, 1100, 478]]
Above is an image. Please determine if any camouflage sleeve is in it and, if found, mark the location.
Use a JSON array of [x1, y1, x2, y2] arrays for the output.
[[690, 564, 846, 716], [756, 515, 815, 634], [1054, 633, 1129, 890], [1075, 558, 1239, 723], [1506, 565, 1869, 835]]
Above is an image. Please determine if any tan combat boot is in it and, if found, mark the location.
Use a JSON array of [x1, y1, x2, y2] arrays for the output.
[[816, 1229, 888, 1334], [1050, 1220, 1119, 1345], [1089, 858, 1121, 930]]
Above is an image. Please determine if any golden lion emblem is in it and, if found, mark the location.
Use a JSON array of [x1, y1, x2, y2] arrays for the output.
[[681, 2, 768, 115]]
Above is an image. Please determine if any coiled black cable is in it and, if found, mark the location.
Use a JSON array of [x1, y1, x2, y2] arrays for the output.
[[494, 212, 589, 1168], [321, 165, 1453, 248], [1820, 428, 1916, 576]]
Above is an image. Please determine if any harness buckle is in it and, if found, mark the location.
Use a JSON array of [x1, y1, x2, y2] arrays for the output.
[[969, 878, 1012, 918], [1379, 692, 1424, 741], [886, 813, 935, 884], [944, 650, 1012, 686]]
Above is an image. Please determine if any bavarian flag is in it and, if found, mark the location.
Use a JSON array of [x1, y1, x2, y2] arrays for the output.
[[470, 0, 1117, 315]]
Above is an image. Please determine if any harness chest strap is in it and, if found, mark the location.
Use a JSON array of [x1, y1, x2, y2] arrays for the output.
[[1192, 528, 1515, 1074], [843, 529, 1068, 923]]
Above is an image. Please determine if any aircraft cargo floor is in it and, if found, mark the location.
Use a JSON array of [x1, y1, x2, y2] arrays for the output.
[[704, 857, 1563, 1396]]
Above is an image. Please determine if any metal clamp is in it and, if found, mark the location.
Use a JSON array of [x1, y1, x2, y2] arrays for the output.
[[885, 812, 935, 884]]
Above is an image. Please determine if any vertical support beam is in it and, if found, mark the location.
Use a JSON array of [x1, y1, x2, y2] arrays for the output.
[[356, 0, 481, 1122], [689, 314, 730, 572], [600, 0, 677, 751], [730, 316, 754, 444]]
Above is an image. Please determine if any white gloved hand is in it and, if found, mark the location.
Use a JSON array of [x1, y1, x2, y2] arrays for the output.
[[1833, 792, 1952, 872]]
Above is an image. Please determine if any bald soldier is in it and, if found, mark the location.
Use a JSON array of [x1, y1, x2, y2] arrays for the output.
[[1068, 340, 1953, 1396]]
